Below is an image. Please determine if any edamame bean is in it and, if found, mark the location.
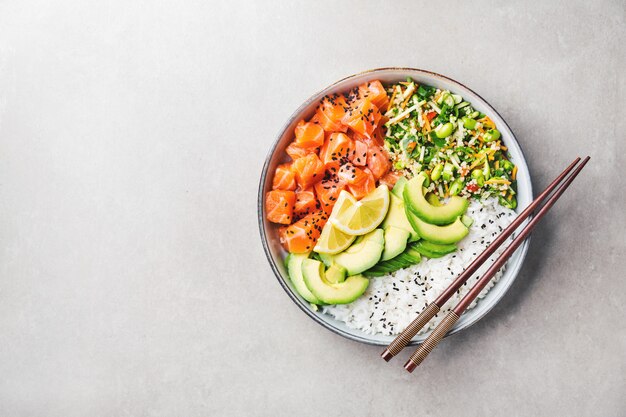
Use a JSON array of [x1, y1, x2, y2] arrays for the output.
[[462, 116, 477, 130], [441, 93, 455, 107], [449, 178, 464, 196], [501, 159, 514, 172], [483, 129, 501, 142], [394, 161, 405, 170], [470, 111, 480, 119], [498, 195, 517, 209], [471, 169, 485, 187], [431, 164, 443, 181], [435, 122, 454, 138], [442, 163, 455, 182]]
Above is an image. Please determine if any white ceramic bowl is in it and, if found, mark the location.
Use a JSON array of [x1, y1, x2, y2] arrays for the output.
[[258, 68, 532, 345]]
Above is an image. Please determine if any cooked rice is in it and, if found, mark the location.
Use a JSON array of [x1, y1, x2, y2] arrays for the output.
[[323, 198, 516, 336]]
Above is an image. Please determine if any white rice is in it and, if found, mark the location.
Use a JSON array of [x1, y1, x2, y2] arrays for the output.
[[323, 198, 517, 336]]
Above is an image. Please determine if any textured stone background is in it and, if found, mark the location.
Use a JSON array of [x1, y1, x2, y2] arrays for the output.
[[0, 1, 624, 416]]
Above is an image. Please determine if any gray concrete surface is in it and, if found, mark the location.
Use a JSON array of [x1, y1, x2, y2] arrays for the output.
[[0, 1, 625, 416]]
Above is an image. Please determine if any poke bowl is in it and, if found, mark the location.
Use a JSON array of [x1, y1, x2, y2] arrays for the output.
[[258, 68, 532, 346]]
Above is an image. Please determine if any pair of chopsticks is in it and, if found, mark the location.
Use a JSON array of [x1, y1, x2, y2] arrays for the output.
[[381, 156, 590, 372]]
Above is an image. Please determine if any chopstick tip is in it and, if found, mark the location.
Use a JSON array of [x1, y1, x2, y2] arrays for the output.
[[404, 360, 417, 373], [381, 349, 393, 362]]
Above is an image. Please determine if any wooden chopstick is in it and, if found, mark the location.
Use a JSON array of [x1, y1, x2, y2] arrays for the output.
[[381, 157, 583, 362], [404, 156, 590, 372]]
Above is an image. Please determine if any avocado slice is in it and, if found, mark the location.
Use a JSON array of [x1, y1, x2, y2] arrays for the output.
[[325, 263, 346, 284], [404, 203, 421, 239], [417, 240, 457, 255], [391, 176, 408, 198], [404, 173, 469, 225], [403, 243, 424, 262], [286, 253, 322, 305], [381, 226, 410, 261], [413, 245, 446, 259], [362, 269, 389, 277], [394, 251, 418, 265], [331, 229, 384, 275], [364, 259, 404, 277], [426, 192, 442, 207], [461, 215, 474, 227], [318, 252, 333, 268], [377, 255, 406, 271], [408, 213, 469, 245], [301, 259, 369, 305], [364, 243, 422, 277], [382, 193, 420, 242], [364, 261, 403, 277]]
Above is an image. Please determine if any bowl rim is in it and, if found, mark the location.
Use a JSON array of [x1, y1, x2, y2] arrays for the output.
[[258, 67, 532, 346]]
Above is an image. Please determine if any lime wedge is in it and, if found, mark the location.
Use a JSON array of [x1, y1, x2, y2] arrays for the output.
[[329, 185, 390, 236], [314, 222, 356, 254]]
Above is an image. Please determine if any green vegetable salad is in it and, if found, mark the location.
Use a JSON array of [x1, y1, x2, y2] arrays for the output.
[[383, 79, 518, 209]]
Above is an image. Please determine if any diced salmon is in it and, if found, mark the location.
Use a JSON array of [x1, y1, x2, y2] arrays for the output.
[[348, 167, 376, 199], [350, 140, 368, 166], [350, 129, 384, 147], [367, 145, 391, 179], [338, 162, 369, 185], [285, 141, 316, 160], [293, 188, 319, 220], [279, 211, 328, 253], [379, 171, 403, 189], [268, 80, 393, 252], [319, 133, 354, 167], [294, 120, 324, 148], [358, 80, 389, 111], [325, 94, 349, 120], [315, 95, 348, 133], [314, 175, 346, 215], [309, 113, 322, 126], [315, 108, 344, 133], [342, 98, 382, 138], [272, 163, 297, 191], [292, 153, 325, 189], [371, 124, 386, 145], [266, 190, 296, 225]]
